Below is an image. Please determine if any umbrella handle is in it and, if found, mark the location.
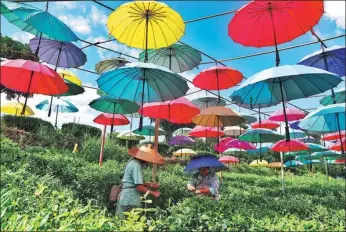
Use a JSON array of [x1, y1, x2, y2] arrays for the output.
[[48, 96, 54, 117], [21, 71, 34, 116]]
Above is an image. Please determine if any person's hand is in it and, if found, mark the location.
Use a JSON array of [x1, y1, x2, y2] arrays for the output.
[[151, 191, 161, 198], [195, 188, 210, 194], [195, 190, 201, 194], [187, 185, 195, 191], [150, 182, 160, 188]]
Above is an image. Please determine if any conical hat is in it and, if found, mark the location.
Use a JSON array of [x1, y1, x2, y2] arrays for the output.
[[128, 144, 165, 164]]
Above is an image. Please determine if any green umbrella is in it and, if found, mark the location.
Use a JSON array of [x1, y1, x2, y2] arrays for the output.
[[139, 43, 202, 73], [320, 87, 345, 106], [116, 131, 145, 141], [239, 129, 284, 143], [97, 89, 107, 97], [284, 151, 309, 157], [288, 129, 307, 139], [134, 125, 166, 137], [306, 143, 328, 152], [311, 151, 344, 159], [296, 154, 311, 161], [191, 97, 226, 110], [95, 58, 130, 74], [173, 128, 192, 136], [57, 80, 85, 97]]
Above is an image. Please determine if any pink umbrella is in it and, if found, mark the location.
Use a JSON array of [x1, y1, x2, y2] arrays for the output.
[[322, 131, 346, 141], [271, 139, 309, 152], [214, 137, 234, 153], [189, 126, 225, 138], [269, 108, 306, 122], [219, 155, 239, 164], [251, 119, 280, 130], [226, 139, 256, 150]]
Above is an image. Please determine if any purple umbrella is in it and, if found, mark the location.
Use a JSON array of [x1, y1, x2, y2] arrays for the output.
[[168, 135, 195, 146], [290, 121, 302, 130], [29, 36, 86, 68]]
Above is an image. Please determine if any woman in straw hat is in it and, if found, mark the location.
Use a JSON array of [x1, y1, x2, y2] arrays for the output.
[[115, 144, 165, 218]]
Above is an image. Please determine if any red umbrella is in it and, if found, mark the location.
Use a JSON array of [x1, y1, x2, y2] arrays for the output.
[[93, 114, 130, 166], [331, 159, 346, 164], [271, 139, 309, 152], [251, 119, 280, 130], [269, 108, 306, 122], [141, 97, 200, 124], [1, 59, 68, 114], [189, 126, 225, 138], [322, 131, 346, 141], [219, 155, 239, 164], [329, 138, 346, 152], [214, 137, 235, 153]]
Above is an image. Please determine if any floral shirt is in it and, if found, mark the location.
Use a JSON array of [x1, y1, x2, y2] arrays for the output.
[[188, 172, 220, 199]]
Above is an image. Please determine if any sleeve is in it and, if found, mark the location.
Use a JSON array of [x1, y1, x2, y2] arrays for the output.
[[208, 175, 219, 197], [132, 161, 144, 185], [187, 174, 198, 187]]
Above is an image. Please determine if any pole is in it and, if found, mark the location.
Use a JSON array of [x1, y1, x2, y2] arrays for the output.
[[324, 157, 329, 183], [55, 106, 59, 129], [268, 2, 280, 67], [99, 125, 107, 166], [280, 151, 285, 193], [279, 79, 290, 142], [152, 118, 160, 182], [110, 102, 116, 138], [21, 71, 34, 115]]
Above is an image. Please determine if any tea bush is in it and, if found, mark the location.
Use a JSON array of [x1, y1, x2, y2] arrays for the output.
[[61, 122, 101, 138], [2, 115, 54, 133]]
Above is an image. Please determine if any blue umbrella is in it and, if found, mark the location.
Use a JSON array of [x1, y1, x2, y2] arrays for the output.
[[247, 143, 272, 155], [290, 121, 302, 130], [288, 129, 307, 139], [302, 159, 321, 165], [306, 143, 328, 152], [311, 151, 344, 159], [284, 160, 304, 167], [320, 87, 345, 106], [231, 65, 342, 142], [184, 154, 228, 174]]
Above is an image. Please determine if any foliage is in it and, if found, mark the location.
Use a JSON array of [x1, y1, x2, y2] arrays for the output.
[[0, 35, 38, 100], [61, 122, 101, 138], [141, 141, 172, 157], [2, 115, 54, 133], [159, 119, 194, 141]]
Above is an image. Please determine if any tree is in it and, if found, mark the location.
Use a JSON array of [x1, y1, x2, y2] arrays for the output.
[[159, 119, 195, 142], [0, 35, 38, 100]]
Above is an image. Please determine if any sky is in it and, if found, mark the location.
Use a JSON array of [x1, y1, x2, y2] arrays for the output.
[[1, 0, 345, 137]]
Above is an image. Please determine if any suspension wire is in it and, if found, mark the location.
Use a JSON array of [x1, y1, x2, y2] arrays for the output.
[[185, 9, 238, 24], [92, 0, 114, 11], [81, 39, 116, 49]]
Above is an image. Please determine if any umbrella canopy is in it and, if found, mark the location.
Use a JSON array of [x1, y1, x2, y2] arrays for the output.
[[247, 143, 272, 155], [284, 151, 309, 157], [266, 162, 286, 168], [226, 139, 256, 150], [269, 108, 306, 122], [128, 144, 165, 164], [173, 148, 197, 157], [250, 159, 268, 167], [251, 119, 280, 130], [298, 46, 346, 77], [107, 1, 185, 50], [134, 125, 166, 136], [184, 154, 228, 174], [193, 66, 243, 90], [214, 137, 235, 153], [116, 131, 145, 141], [93, 114, 129, 126], [192, 106, 246, 127], [219, 155, 239, 164], [302, 160, 321, 165], [311, 151, 343, 159], [228, 0, 324, 47], [173, 128, 192, 136], [223, 126, 245, 137], [36, 98, 78, 113], [139, 44, 201, 73], [141, 97, 200, 124], [89, 96, 140, 114], [58, 70, 82, 86], [299, 104, 345, 133], [191, 97, 226, 110], [329, 138, 346, 152], [29, 37, 86, 68], [168, 136, 195, 146], [97, 62, 189, 103], [285, 160, 304, 167], [57, 80, 85, 97], [298, 137, 320, 143], [242, 115, 257, 124], [223, 148, 246, 155], [95, 58, 129, 74], [290, 121, 302, 130], [288, 129, 307, 139], [1, 1, 78, 42], [271, 139, 309, 152], [239, 129, 284, 143], [230, 65, 341, 109], [306, 143, 328, 152], [0, 102, 34, 116], [189, 126, 224, 138], [322, 131, 346, 141], [327, 159, 346, 164], [320, 87, 346, 106]]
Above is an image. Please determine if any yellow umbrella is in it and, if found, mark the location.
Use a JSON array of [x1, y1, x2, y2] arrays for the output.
[[173, 148, 196, 157], [1, 102, 34, 116], [107, 1, 185, 50], [58, 70, 82, 86], [249, 159, 268, 167], [266, 162, 286, 168]]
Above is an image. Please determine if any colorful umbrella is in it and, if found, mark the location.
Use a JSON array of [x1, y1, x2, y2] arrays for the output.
[[322, 131, 346, 141], [173, 148, 197, 157], [329, 138, 346, 152], [290, 121, 302, 130], [189, 126, 224, 138], [223, 126, 245, 137], [226, 139, 256, 150], [184, 154, 227, 175], [107, 1, 185, 50], [327, 159, 346, 164], [311, 151, 343, 159], [297, 137, 320, 143], [242, 115, 257, 124], [57, 80, 85, 97], [0, 102, 34, 116], [214, 137, 235, 153], [269, 108, 306, 122], [134, 125, 166, 137], [223, 148, 246, 155], [97, 89, 107, 97], [191, 97, 226, 110], [1, 1, 78, 42], [95, 58, 130, 74], [0, 59, 68, 115], [266, 162, 286, 168], [116, 131, 145, 141], [139, 44, 201, 73], [168, 136, 195, 146], [239, 129, 284, 143], [250, 159, 268, 167], [219, 155, 239, 164], [320, 87, 346, 106], [93, 114, 130, 166], [302, 160, 321, 165], [271, 140, 308, 153], [173, 128, 192, 136], [251, 119, 280, 130], [36, 98, 78, 128], [285, 160, 304, 167], [298, 46, 345, 77], [284, 151, 309, 157], [306, 143, 328, 152], [247, 143, 272, 155], [29, 37, 86, 68], [58, 70, 82, 86], [288, 129, 307, 139]]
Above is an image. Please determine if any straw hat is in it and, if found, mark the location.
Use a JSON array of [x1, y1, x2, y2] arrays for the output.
[[128, 144, 165, 164]]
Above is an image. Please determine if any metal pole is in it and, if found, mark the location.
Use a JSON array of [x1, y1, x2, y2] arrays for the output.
[[280, 151, 285, 193], [99, 125, 107, 166]]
